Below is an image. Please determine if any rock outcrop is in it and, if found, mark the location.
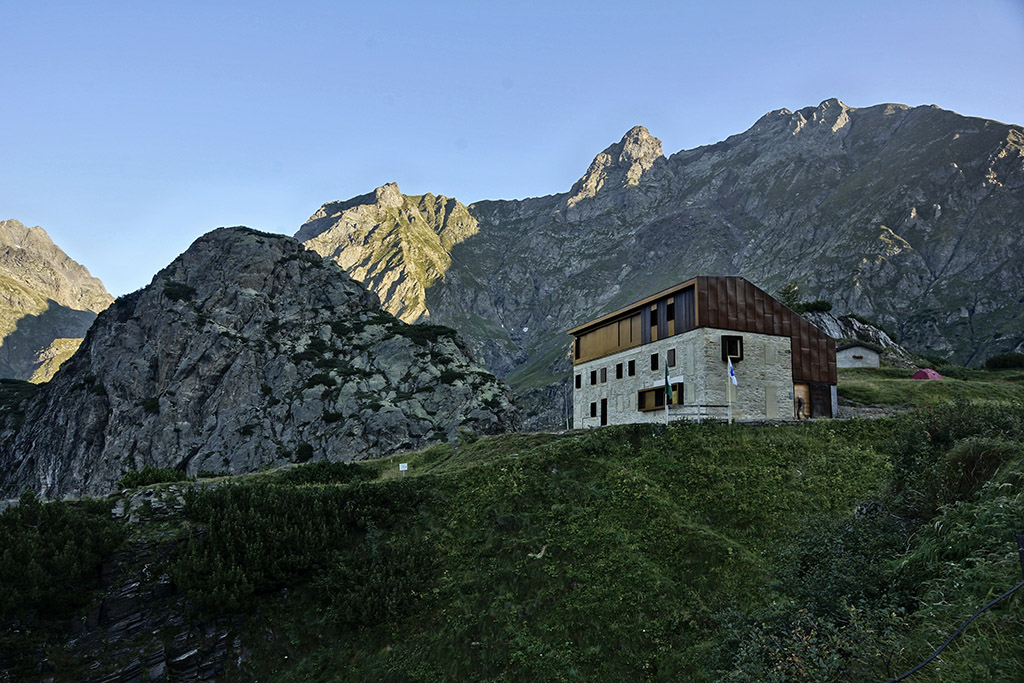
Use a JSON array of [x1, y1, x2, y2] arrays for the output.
[[0, 227, 518, 499], [298, 100, 1024, 427], [0, 219, 113, 381], [296, 184, 479, 323], [802, 311, 916, 366]]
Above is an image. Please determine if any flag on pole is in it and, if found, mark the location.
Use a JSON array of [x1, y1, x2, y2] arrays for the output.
[[728, 357, 738, 386], [664, 367, 673, 404]]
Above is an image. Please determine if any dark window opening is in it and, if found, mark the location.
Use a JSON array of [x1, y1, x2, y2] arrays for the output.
[[666, 300, 675, 322], [600, 367, 607, 383], [575, 337, 580, 359], [628, 360, 636, 376], [667, 349, 676, 367], [650, 353, 659, 371], [722, 335, 744, 362], [616, 363, 623, 379], [590, 402, 597, 418], [575, 374, 581, 389], [600, 398, 608, 426], [590, 370, 597, 385]]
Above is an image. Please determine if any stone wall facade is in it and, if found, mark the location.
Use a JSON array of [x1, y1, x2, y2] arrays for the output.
[[836, 344, 881, 368], [573, 327, 796, 428]]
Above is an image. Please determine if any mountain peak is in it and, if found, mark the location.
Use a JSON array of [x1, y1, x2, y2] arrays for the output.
[[374, 182, 404, 208], [618, 125, 662, 164], [0, 219, 114, 381], [1, 226, 518, 498], [567, 126, 665, 206]]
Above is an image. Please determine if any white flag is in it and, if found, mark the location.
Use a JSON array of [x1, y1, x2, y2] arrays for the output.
[[728, 357, 738, 386]]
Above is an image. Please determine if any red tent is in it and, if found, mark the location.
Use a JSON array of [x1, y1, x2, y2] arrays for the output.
[[912, 368, 943, 380]]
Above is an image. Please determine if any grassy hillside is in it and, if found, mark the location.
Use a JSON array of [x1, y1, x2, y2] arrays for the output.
[[838, 366, 1024, 407], [3, 399, 1024, 680]]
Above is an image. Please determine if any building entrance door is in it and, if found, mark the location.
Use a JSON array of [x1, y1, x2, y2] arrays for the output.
[[793, 383, 810, 419]]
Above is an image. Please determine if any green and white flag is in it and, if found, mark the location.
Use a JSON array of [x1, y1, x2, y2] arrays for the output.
[[664, 367, 673, 403]]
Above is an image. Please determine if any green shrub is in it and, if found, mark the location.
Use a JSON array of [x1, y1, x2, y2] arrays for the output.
[[916, 352, 949, 368], [162, 279, 196, 302], [304, 373, 333, 388], [172, 479, 424, 612], [398, 322, 459, 347], [0, 491, 124, 618], [939, 437, 1021, 503], [438, 369, 466, 385], [294, 442, 314, 462], [278, 460, 374, 486], [799, 299, 833, 313], [140, 396, 160, 414], [886, 401, 1024, 520], [118, 465, 187, 489], [984, 352, 1024, 369], [936, 364, 969, 380]]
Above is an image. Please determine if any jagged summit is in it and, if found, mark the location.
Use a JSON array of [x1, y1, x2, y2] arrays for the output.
[[0, 226, 518, 498], [0, 219, 114, 381], [567, 126, 665, 206], [296, 185, 480, 323], [0, 219, 111, 314]]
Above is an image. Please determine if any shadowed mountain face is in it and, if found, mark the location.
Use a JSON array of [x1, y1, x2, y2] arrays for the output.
[[0, 228, 519, 499], [298, 100, 1024, 427], [0, 219, 113, 381]]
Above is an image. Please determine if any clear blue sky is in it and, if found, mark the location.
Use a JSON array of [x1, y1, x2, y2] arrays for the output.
[[2, 0, 1023, 295]]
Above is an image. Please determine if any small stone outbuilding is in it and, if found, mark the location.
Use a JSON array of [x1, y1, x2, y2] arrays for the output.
[[836, 342, 882, 368]]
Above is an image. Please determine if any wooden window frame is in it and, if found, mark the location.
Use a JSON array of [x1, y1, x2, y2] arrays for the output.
[[600, 367, 607, 383], [637, 383, 684, 411], [721, 335, 744, 362]]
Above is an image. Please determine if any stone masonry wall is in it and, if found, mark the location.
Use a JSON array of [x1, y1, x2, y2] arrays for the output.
[[573, 327, 795, 427], [837, 346, 881, 368]]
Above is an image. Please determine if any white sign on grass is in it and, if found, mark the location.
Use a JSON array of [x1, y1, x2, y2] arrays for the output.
[[399, 463, 408, 471]]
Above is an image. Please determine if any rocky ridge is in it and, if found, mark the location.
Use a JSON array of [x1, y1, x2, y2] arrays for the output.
[[0, 219, 113, 382], [298, 100, 1024, 427], [802, 310, 916, 366], [0, 227, 518, 499], [296, 183, 480, 323]]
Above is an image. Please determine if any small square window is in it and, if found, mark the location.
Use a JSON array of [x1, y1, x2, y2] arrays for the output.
[[600, 367, 607, 383], [590, 402, 597, 418], [721, 335, 744, 362], [616, 363, 623, 379], [575, 374, 582, 389], [650, 353, 659, 371], [590, 370, 597, 385], [628, 360, 636, 376], [667, 349, 676, 367]]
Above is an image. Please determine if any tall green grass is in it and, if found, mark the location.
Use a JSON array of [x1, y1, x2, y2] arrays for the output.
[[838, 367, 1024, 407]]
